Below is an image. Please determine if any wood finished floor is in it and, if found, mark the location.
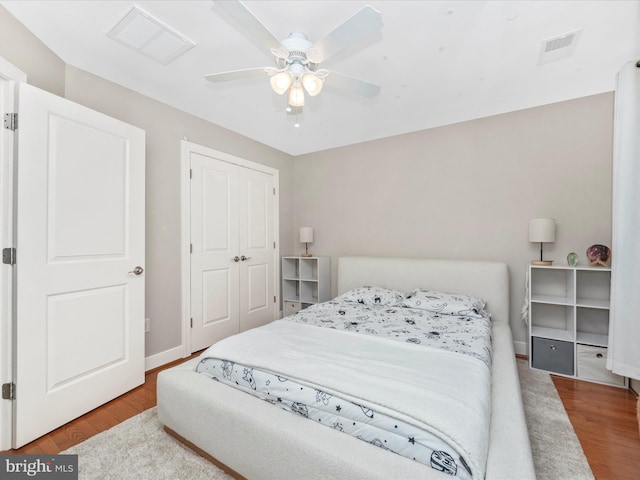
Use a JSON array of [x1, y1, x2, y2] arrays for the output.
[[552, 375, 640, 480], [3, 356, 639, 479]]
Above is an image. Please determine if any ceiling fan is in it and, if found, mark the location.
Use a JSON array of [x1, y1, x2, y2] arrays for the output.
[[205, 1, 383, 109]]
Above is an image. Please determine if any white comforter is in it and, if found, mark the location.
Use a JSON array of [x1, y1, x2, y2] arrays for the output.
[[197, 319, 491, 479]]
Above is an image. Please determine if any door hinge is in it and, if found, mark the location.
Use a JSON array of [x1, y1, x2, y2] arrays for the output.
[[190, 318, 193, 328], [2, 382, 14, 400], [2, 247, 16, 265], [190, 243, 193, 254], [3, 113, 17, 131], [273, 187, 276, 195], [190, 169, 193, 179], [274, 296, 277, 303], [273, 241, 276, 249]]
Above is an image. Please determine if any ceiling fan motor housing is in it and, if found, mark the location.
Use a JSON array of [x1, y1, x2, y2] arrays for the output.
[[279, 32, 321, 71]]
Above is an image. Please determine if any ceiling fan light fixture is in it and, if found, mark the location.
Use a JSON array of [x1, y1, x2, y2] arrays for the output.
[[270, 71, 292, 95], [205, 3, 383, 113], [302, 72, 323, 96], [288, 85, 305, 107]]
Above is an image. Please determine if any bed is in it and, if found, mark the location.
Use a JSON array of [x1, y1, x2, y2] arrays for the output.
[[157, 256, 535, 480]]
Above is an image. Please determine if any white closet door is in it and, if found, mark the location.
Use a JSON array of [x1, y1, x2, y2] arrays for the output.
[[238, 166, 275, 332], [14, 83, 145, 447], [189, 147, 277, 353], [190, 152, 240, 352]]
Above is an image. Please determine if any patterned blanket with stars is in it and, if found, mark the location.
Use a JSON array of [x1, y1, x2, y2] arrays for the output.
[[289, 299, 492, 368]]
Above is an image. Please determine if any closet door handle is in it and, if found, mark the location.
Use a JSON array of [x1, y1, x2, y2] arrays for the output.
[[232, 256, 240, 263], [240, 255, 251, 261]]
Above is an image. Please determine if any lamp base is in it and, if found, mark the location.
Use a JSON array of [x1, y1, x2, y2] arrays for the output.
[[301, 253, 312, 257], [531, 260, 553, 266]]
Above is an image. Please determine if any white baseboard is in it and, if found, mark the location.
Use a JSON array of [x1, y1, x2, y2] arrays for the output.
[[513, 340, 528, 357], [145, 345, 187, 372]]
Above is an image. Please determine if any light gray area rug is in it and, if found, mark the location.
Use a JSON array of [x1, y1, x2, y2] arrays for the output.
[[62, 408, 233, 480], [517, 359, 594, 480], [62, 361, 593, 479]]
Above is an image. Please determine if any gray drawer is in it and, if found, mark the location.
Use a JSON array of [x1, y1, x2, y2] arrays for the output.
[[532, 337, 574, 375]]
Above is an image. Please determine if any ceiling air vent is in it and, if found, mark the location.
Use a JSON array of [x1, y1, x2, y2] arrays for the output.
[[537, 29, 582, 65], [107, 6, 195, 65]]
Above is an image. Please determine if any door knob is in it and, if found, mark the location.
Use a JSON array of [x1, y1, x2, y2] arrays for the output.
[[129, 266, 144, 275], [240, 255, 251, 261], [232, 256, 240, 262]]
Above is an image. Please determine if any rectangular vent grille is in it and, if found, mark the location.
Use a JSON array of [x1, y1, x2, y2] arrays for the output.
[[107, 6, 195, 65], [544, 34, 576, 52], [538, 29, 582, 66]]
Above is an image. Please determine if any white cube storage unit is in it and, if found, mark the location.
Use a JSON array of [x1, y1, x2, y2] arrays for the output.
[[281, 256, 330, 314], [528, 264, 627, 387]]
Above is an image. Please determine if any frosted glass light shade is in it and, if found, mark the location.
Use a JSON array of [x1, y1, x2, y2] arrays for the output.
[[299, 227, 314, 243], [529, 218, 556, 243], [270, 71, 292, 95], [288, 85, 305, 107], [302, 73, 323, 96]]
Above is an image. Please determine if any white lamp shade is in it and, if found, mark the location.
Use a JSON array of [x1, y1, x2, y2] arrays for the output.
[[299, 227, 314, 243], [288, 85, 305, 107], [529, 218, 556, 243], [270, 71, 292, 95], [302, 72, 323, 96]]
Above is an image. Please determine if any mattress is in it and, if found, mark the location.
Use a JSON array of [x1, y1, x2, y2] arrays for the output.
[[195, 294, 493, 479]]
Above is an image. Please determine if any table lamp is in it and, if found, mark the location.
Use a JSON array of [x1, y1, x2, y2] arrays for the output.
[[529, 218, 555, 265], [299, 227, 313, 257]]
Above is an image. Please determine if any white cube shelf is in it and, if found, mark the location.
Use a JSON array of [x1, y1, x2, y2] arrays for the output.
[[281, 256, 330, 313], [528, 264, 627, 388]]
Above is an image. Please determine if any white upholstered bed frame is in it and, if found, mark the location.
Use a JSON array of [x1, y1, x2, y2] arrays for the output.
[[157, 256, 535, 479]]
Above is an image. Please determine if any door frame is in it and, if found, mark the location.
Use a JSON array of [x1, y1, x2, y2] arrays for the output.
[[180, 140, 280, 356], [0, 56, 26, 451]]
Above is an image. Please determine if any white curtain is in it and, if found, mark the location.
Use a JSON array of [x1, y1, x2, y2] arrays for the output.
[[607, 60, 640, 379]]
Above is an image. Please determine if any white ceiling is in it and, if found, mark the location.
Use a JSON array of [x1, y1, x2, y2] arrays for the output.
[[3, 1, 639, 156]]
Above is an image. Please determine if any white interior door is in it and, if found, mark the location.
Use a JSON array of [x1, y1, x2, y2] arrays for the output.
[[190, 152, 240, 352], [14, 83, 145, 448], [188, 145, 276, 353], [238, 167, 275, 332]]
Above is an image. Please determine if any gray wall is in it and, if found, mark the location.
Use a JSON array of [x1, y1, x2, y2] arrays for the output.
[[0, 5, 295, 359], [292, 93, 614, 348], [0, 6, 64, 96]]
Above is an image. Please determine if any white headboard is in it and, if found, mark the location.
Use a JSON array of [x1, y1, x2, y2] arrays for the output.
[[338, 256, 510, 324]]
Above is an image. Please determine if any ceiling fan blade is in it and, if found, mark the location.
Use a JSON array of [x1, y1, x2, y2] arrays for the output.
[[205, 67, 268, 83], [324, 72, 381, 98], [215, 0, 283, 53], [313, 6, 383, 62]]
